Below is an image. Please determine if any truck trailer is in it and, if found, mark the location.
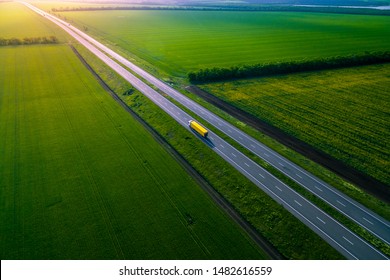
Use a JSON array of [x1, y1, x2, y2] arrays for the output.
[[189, 120, 208, 137]]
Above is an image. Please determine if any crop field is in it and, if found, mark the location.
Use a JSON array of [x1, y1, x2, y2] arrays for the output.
[[200, 64, 390, 186], [55, 9, 390, 76]]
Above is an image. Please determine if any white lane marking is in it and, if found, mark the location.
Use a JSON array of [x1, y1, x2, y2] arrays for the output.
[[363, 217, 374, 225], [343, 236, 354, 246], [275, 185, 283, 192], [258, 173, 265, 179], [228, 129, 232, 132], [210, 137, 214, 141], [220, 144, 224, 148], [244, 163, 250, 167], [232, 153, 237, 157], [278, 162, 284, 167], [251, 144, 256, 148], [294, 200, 302, 207], [315, 186, 323, 192], [239, 136, 243, 140], [264, 153, 270, 157], [337, 200, 346, 207], [317, 217, 326, 224], [296, 173, 302, 179]]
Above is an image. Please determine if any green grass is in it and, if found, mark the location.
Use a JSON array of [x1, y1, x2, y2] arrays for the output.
[[0, 43, 270, 259], [200, 64, 390, 186], [56, 10, 390, 77]]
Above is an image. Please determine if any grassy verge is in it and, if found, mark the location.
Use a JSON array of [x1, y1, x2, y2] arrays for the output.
[[73, 43, 343, 259]]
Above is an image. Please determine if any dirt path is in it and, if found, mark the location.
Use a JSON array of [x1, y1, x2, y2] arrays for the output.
[[186, 85, 390, 203], [70, 44, 284, 260]]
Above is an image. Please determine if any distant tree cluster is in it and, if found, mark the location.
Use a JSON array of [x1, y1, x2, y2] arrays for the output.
[[0, 36, 59, 46], [188, 51, 390, 83]]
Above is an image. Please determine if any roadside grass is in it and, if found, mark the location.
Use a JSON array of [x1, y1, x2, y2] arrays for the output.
[[54, 10, 390, 77], [0, 2, 67, 41], [73, 43, 343, 259], [0, 43, 270, 260], [200, 64, 390, 188]]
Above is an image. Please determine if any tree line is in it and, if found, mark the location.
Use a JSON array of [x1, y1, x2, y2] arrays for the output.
[[50, 5, 390, 15], [0, 36, 59, 46], [188, 51, 390, 83]]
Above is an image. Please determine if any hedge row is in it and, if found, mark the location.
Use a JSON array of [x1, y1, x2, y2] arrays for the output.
[[0, 36, 59, 46], [188, 51, 390, 83]]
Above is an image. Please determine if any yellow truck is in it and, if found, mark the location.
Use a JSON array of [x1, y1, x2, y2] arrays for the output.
[[189, 120, 208, 137]]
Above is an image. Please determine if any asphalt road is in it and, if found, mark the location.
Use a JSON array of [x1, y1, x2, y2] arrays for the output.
[[41, 9, 390, 247], [22, 2, 389, 259]]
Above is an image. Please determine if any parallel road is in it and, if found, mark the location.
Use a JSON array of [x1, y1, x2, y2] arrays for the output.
[[22, 2, 388, 259], [33, 5, 390, 246]]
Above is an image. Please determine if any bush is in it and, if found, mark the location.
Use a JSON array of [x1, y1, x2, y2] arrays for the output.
[[0, 36, 60, 46]]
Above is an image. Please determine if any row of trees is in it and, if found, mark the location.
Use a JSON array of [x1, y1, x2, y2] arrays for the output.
[[188, 51, 390, 83], [0, 36, 59, 46]]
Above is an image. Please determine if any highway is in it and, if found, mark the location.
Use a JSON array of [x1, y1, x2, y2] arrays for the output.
[[36, 7, 390, 247], [22, 2, 389, 259]]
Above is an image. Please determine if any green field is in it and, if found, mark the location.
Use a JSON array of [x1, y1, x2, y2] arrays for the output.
[[200, 64, 390, 186], [56, 9, 390, 76], [0, 3, 267, 259], [0, 2, 66, 40]]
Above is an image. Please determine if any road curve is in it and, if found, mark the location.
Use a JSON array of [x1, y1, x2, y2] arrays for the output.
[[34, 5, 390, 246], [21, 2, 389, 259]]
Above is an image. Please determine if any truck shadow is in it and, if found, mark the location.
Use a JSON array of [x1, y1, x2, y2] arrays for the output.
[[191, 130, 215, 148]]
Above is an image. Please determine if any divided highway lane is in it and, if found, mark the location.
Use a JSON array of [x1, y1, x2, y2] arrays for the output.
[[22, 2, 388, 259], [45, 12, 390, 246]]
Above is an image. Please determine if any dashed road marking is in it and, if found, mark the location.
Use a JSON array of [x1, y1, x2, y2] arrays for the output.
[[317, 217, 326, 224], [315, 186, 323, 192], [294, 200, 302, 207], [363, 217, 374, 225], [337, 200, 346, 207], [343, 236, 354, 246]]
